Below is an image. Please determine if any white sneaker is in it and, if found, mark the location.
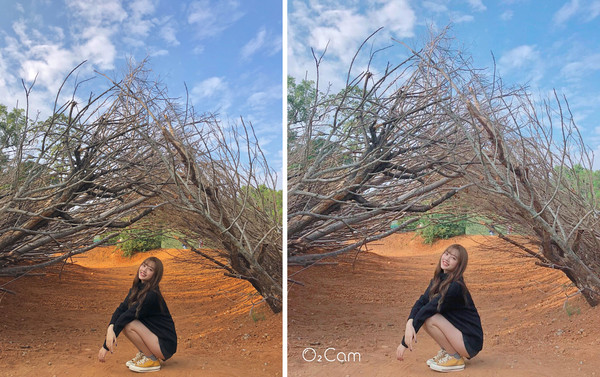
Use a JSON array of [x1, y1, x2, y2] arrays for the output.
[[426, 349, 448, 366], [126, 351, 144, 367], [429, 353, 465, 372], [128, 355, 161, 373]]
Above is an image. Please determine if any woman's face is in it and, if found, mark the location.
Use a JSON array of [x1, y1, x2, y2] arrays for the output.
[[138, 260, 156, 282], [440, 249, 459, 272]]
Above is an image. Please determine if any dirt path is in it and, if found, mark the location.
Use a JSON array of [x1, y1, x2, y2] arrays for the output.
[[288, 233, 600, 376], [0, 247, 281, 376]]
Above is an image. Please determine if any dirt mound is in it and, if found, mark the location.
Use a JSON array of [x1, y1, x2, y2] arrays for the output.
[[0, 247, 281, 376], [288, 233, 600, 376]]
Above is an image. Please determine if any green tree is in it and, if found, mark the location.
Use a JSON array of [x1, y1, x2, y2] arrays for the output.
[[287, 76, 316, 129], [0, 105, 26, 167]]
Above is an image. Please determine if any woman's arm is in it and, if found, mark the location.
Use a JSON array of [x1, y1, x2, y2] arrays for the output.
[[111, 290, 162, 337], [99, 290, 131, 359], [407, 283, 432, 320], [403, 318, 416, 349], [411, 281, 466, 332], [99, 324, 117, 362]]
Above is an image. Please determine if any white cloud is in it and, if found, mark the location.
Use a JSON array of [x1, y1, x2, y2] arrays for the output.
[[192, 76, 226, 98], [80, 33, 116, 69], [241, 27, 267, 60], [125, 0, 156, 38], [187, 0, 244, 39], [499, 45, 538, 70], [159, 21, 180, 46], [192, 45, 205, 55], [500, 10, 513, 21], [451, 14, 474, 23], [466, 0, 486, 12], [498, 45, 544, 85], [20, 45, 79, 95], [561, 53, 600, 81], [65, 0, 127, 27], [422, 1, 448, 13], [553, 0, 579, 25], [588, 1, 600, 21], [372, 0, 416, 37], [130, 0, 155, 17], [246, 85, 281, 110], [552, 0, 600, 25], [288, 0, 416, 87], [150, 49, 169, 57]]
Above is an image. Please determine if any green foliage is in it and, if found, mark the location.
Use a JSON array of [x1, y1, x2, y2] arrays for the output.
[[0, 105, 25, 147], [93, 233, 120, 245], [0, 105, 27, 168], [287, 76, 316, 130], [558, 164, 600, 203], [160, 236, 185, 249], [119, 229, 162, 257], [417, 214, 467, 244], [242, 184, 283, 224]]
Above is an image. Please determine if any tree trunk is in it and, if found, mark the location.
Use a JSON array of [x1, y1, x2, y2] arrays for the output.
[[540, 236, 600, 307]]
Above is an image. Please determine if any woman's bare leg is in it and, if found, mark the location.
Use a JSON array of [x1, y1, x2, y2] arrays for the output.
[[423, 314, 469, 358], [123, 320, 165, 360]]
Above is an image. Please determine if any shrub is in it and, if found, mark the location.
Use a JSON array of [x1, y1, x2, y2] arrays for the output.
[[418, 215, 467, 244], [119, 229, 162, 257]]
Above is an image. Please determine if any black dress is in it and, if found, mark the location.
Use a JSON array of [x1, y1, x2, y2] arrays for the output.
[[103, 285, 177, 360], [401, 274, 483, 358]]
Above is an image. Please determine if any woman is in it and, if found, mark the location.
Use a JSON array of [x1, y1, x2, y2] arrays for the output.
[[396, 244, 483, 372], [98, 256, 177, 373]]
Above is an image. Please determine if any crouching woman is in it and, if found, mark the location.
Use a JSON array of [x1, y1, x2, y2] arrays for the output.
[[396, 244, 483, 372], [98, 257, 177, 373]]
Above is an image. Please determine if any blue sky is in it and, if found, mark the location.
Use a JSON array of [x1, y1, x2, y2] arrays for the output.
[[288, 0, 600, 170], [0, 0, 283, 184]]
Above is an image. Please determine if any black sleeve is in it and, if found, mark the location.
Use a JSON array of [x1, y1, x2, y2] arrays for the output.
[[112, 290, 162, 337], [102, 289, 132, 351], [401, 281, 465, 347], [401, 281, 432, 347], [110, 289, 132, 326], [412, 281, 465, 333], [408, 281, 432, 320], [102, 289, 162, 350]]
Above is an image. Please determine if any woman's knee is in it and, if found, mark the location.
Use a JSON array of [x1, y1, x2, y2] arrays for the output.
[[123, 320, 141, 334], [424, 314, 443, 328]]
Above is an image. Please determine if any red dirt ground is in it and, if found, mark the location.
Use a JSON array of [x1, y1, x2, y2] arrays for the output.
[[0, 247, 281, 376], [288, 233, 600, 376]]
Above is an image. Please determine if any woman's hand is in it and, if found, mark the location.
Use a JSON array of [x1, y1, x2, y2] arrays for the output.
[[98, 346, 108, 362], [105, 326, 117, 353], [396, 343, 407, 361], [404, 322, 417, 351]]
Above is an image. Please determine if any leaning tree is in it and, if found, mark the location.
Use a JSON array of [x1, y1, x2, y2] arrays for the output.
[[288, 31, 473, 265], [104, 72, 283, 313], [0, 64, 167, 277], [409, 39, 600, 306]]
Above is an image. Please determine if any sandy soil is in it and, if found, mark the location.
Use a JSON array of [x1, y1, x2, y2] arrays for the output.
[[288, 233, 600, 376], [0, 247, 281, 376]]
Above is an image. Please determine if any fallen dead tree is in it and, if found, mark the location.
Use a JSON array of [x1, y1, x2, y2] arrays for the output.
[[288, 31, 472, 265], [105, 71, 283, 313], [0, 63, 166, 276]]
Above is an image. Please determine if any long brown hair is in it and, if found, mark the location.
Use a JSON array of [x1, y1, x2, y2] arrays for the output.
[[429, 244, 469, 310], [128, 257, 164, 316]]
